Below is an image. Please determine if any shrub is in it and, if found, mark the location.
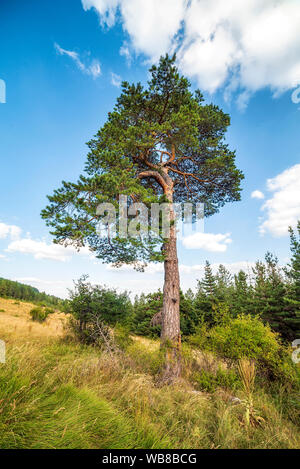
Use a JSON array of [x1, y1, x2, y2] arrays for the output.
[[68, 276, 132, 330], [30, 307, 48, 323], [66, 276, 134, 355], [68, 315, 112, 345], [212, 302, 232, 326], [45, 307, 55, 315], [208, 315, 280, 361], [194, 367, 240, 393], [190, 314, 299, 387], [188, 323, 209, 349], [113, 325, 133, 351], [67, 315, 134, 358]]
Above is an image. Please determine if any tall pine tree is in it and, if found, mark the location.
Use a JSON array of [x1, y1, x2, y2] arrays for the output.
[[42, 55, 243, 381], [284, 222, 300, 339]]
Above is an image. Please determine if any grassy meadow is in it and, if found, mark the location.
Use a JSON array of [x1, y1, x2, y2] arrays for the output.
[[0, 298, 299, 449]]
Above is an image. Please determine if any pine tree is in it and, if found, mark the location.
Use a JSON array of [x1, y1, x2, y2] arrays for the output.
[[232, 270, 253, 316], [263, 252, 288, 335], [0, 277, 63, 307], [252, 252, 297, 340], [202, 261, 217, 296], [215, 264, 233, 302], [194, 261, 217, 325], [41, 55, 243, 381], [179, 289, 198, 336], [284, 222, 300, 339], [252, 260, 267, 316], [132, 291, 163, 336]]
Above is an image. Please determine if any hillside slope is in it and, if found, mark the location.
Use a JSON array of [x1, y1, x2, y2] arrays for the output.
[[0, 298, 67, 340], [0, 299, 299, 449]]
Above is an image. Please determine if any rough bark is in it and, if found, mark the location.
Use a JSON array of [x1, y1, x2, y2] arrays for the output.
[[160, 180, 181, 383], [150, 309, 162, 327], [138, 166, 182, 383]]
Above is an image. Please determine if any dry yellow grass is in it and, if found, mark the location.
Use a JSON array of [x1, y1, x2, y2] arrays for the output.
[[132, 334, 159, 351], [0, 298, 68, 342], [0, 297, 299, 449]]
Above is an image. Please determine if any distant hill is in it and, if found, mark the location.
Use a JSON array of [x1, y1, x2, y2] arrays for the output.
[[0, 277, 65, 307]]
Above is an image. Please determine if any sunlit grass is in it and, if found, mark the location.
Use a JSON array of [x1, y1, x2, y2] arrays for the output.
[[0, 301, 299, 449]]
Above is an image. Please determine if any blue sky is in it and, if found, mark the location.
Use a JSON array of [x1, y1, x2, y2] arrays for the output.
[[0, 0, 300, 298]]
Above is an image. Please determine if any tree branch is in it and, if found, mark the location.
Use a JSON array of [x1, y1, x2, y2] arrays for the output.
[[167, 166, 209, 183], [162, 144, 176, 166], [138, 170, 168, 191]]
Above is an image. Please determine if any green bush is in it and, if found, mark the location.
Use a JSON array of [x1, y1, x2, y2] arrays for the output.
[[67, 316, 133, 355], [67, 316, 113, 349], [30, 307, 48, 323], [113, 325, 133, 351], [194, 367, 240, 393], [44, 307, 55, 315], [188, 323, 209, 349], [68, 276, 132, 330], [190, 314, 299, 387], [208, 315, 280, 360]]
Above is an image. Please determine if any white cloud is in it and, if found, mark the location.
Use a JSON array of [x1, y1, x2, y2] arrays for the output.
[[54, 43, 101, 78], [259, 163, 300, 237], [178, 0, 300, 96], [82, 0, 300, 105], [106, 260, 253, 277], [88, 61, 101, 78], [6, 237, 94, 262], [120, 0, 186, 60], [0, 222, 94, 263], [0, 222, 22, 240], [13, 260, 256, 299], [14, 277, 72, 298], [105, 232, 233, 256], [111, 72, 122, 87], [179, 261, 255, 276], [120, 42, 132, 65], [82, 0, 120, 28], [82, 0, 186, 60], [106, 260, 255, 281], [182, 232, 232, 252], [251, 190, 265, 200], [106, 262, 164, 274], [16, 276, 54, 285]]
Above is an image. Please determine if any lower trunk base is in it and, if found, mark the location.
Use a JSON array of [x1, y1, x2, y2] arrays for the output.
[[159, 337, 182, 385]]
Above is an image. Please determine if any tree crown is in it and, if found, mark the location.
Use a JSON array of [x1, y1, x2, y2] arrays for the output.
[[42, 54, 244, 267]]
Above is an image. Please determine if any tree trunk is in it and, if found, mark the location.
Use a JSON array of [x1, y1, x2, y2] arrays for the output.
[[160, 185, 181, 383]]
